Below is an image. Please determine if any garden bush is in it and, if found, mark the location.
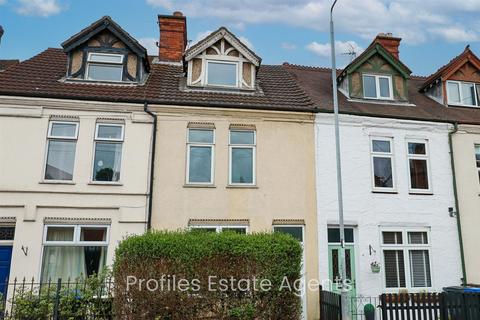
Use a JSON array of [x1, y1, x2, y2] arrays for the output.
[[113, 230, 303, 319]]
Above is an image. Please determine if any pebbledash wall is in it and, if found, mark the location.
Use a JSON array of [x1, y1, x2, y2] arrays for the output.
[[316, 113, 463, 297], [0, 96, 151, 282]]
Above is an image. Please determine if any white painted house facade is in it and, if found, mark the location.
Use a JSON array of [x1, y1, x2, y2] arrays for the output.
[[315, 114, 463, 298]]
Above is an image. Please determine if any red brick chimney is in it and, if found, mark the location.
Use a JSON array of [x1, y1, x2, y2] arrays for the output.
[[375, 33, 401, 59], [158, 11, 187, 63]]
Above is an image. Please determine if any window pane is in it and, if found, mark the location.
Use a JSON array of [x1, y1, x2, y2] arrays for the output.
[[41, 246, 106, 282], [447, 82, 461, 103], [93, 142, 122, 182], [0, 227, 15, 241], [46, 227, 74, 242], [408, 232, 428, 244], [50, 123, 77, 138], [274, 226, 303, 242], [89, 53, 123, 63], [408, 142, 426, 155], [191, 227, 217, 233], [188, 129, 214, 143], [231, 148, 253, 184], [409, 250, 431, 287], [372, 140, 391, 153], [87, 64, 123, 81], [231, 131, 255, 145], [373, 157, 393, 188], [461, 83, 475, 105], [80, 227, 107, 242], [382, 232, 403, 244], [409, 159, 429, 189], [207, 62, 237, 86], [188, 146, 212, 183], [384, 250, 406, 288], [97, 125, 123, 140], [363, 75, 377, 98], [379, 77, 391, 98], [45, 141, 76, 180], [327, 228, 354, 243], [222, 227, 247, 234]]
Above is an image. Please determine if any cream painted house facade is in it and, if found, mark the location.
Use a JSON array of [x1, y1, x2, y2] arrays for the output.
[[0, 96, 151, 282]]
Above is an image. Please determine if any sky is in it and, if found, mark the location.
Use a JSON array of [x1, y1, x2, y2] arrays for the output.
[[1, 0, 480, 76]]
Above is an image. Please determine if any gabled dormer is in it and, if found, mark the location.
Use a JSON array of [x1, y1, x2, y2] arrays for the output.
[[338, 33, 412, 103], [183, 27, 261, 91], [61, 16, 150, 84], [421, 46, 480, 108]]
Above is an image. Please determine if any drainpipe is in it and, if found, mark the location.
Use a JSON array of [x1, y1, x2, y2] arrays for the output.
[[144, 101, 157, 231], [448, 122, 467, 285]]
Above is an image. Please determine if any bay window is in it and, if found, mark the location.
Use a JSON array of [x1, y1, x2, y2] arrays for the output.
[[41, 225, 109, 282], [93, 123, 124, 182], [186, 128, 215, 184], [382, 229, 432, 290], [190, 225, 247, 234], [370, 138, 395, 191], [407, 140, 431, 193], [229, 130, 256, 185], [44, 121, 79, 181], [447, 80, 480, 107], [363, 74, 393, 100]]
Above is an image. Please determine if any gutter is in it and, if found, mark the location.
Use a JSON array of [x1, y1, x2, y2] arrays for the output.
[[144, 101, 157, 231], [448, 122, 467, 285]]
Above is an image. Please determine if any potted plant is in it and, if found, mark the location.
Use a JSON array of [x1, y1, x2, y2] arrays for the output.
[[371, 261, 381, 273]]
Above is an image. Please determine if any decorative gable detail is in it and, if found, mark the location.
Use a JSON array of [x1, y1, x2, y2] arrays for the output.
[[338, 35, 411, 103], [184, 27, 261, 91], [61, 16, 149, 84]]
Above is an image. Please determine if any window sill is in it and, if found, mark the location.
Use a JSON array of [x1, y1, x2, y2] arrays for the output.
[[88, 182, 123, 186], [409, 192, 433, 196], [183, 184, 216, 188], [227, 185, 258, 189], [372, 190, 398, 194], [39, 180, 75, 185]]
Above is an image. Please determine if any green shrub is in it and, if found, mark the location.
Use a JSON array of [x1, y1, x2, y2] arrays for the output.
[[113, 230, 303, 319]]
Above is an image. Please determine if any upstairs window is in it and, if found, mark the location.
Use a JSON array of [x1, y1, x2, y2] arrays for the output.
[[186, 128, 215, 185], [363, 74, 393, 100], [447, 81, 480, 107], [44, 121, 79, 181], [407, 140, 431, 193], [92, 123, 124, 183], [475, 145, 480, 183], [229, 130, 256, 185], [370, 138, 395, 191], [86, 53, 124, 82], [206, 61, 238, 87]]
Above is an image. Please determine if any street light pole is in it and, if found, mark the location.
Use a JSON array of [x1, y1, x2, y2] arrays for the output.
[[330, 1, 350, 319]]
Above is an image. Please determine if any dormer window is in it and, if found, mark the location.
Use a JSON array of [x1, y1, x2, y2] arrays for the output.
[[86, 53, 124, 82], [206, 61, 238, 87], [363, 74, 393, 100], [447, 80, 479, 107]]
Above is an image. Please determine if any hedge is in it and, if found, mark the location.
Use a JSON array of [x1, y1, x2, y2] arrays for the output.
[[113, 230, 303, 319]]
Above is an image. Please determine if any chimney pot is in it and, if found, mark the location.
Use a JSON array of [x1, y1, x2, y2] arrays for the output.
[[158, 12, 187, 63]]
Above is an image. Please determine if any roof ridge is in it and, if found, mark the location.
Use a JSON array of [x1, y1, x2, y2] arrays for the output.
[[282, 63, 337, 72]]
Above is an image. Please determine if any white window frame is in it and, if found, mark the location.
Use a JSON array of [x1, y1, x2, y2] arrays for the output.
[[43, 225, 110, 246], [205, 60, 239, 88], [406, 139, 432, 194], [229, 130, 256, 186], [85, 52, 124, 82], [380, 228, 432, 292], [91, 123, 125, 184], [370, 137, 396, 192], [446, 80, 480, 107], [186, 128, 215, 185], [363, 74, 394, 100], [43, 121, 79, 182], [189, 225, 249, 233], [475, 145, 480, 184], [0, 225, 16, 245]]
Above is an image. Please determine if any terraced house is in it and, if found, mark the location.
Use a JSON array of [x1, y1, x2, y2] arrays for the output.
[[0, 12, 320, 319]]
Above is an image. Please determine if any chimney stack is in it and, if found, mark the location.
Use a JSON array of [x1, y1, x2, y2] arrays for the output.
[[158, 11, 187, 63], [375, 33, 401, 59]]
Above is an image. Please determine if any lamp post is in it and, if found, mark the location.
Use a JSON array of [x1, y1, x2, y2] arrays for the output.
[[330, 1, 350, 319]]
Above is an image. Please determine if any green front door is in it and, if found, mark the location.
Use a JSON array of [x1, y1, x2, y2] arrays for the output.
[[328, 244, 356, 297]]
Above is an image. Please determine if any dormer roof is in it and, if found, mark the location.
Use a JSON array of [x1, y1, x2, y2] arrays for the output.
[[338, 38, 412, 83], [61, 16, 148, 63], [184, 27, 261, 67], [420, 46, 480, 92]]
